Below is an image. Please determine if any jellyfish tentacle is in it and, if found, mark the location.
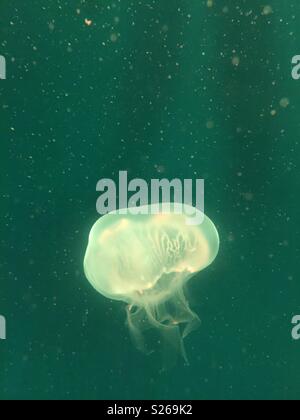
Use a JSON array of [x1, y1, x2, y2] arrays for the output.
[[125, 284, 201, 363], [126, 304, 155, 356], [144, 302, 189, 363]]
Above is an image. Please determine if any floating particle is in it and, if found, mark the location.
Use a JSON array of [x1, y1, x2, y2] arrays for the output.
[[242, 192, 254, 201], [262, 5, 273, 16], [154, 164, 166, 174], [206, 120, 215, 129], [232, 56, 240, 67], [110, 33, 119, 42], [279, 98, 290, 108], [48, 22, 55, 32]]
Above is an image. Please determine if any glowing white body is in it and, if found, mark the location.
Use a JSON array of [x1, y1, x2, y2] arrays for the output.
[[84, 203, 220, 361]]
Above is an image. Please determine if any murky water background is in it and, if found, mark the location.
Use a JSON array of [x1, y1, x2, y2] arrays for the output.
[[1, 0, 300, 400]]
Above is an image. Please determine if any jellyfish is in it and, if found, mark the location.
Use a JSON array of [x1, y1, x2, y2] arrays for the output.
[[84, 203, 219, 362]]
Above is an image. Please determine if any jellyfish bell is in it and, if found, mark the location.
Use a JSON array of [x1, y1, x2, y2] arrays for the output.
[[84, 203, 219, 362]]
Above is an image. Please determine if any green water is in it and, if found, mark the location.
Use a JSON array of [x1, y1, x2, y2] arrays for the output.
[[1, 0, 300, 400]]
